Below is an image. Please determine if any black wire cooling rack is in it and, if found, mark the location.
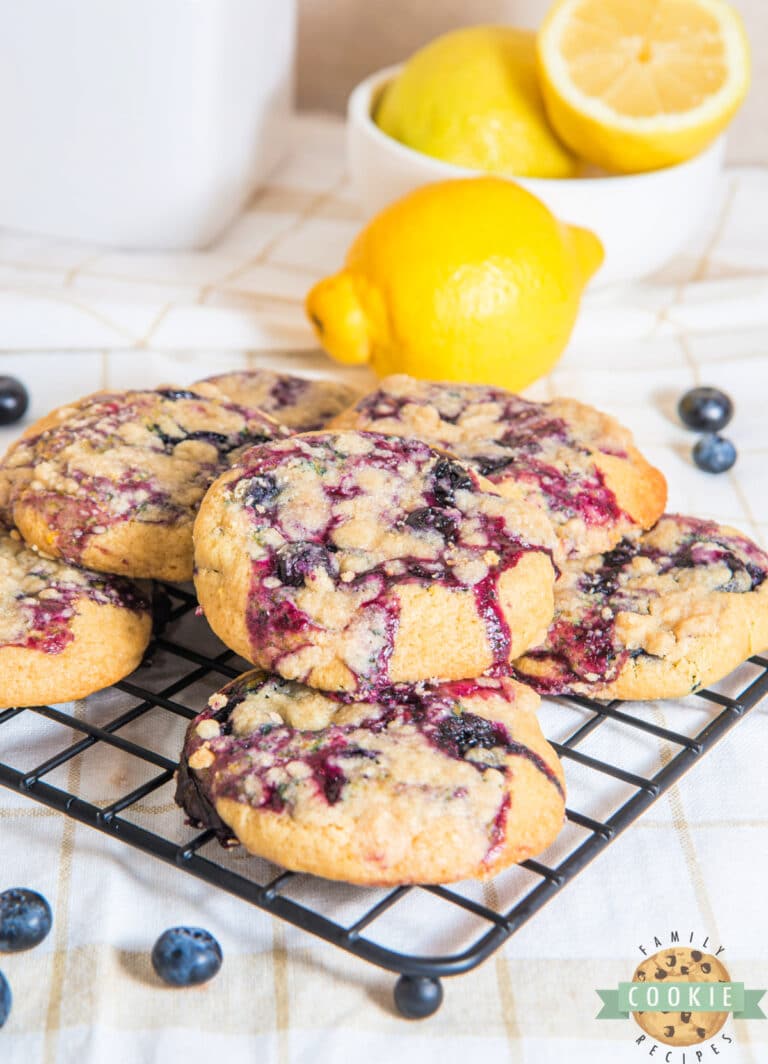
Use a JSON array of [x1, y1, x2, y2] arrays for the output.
[[1, 583, 767, 1019]]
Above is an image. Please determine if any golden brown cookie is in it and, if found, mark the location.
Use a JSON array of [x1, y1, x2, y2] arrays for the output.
[[175, 669, 565, 885], [0, 388, 289, 582], [0, 528, 151, 708], [193, 431, 557, 692], [632, 948, 729, 1046], [330, 374, 666, 560], [193, 370, 362, 432], [514, 515, 768, 700]]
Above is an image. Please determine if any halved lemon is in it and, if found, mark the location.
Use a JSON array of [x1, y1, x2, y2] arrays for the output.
[[537, 0, 751, 172]]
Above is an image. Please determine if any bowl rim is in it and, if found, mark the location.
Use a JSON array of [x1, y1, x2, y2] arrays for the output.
[[347, 63, 725, 188]]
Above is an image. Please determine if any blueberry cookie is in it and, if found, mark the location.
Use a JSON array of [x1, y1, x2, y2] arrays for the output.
[[193, 370, 361, 432], [194, 431, 557, 692], [632, 948, 729, 1046], [0, 388, 288, 582], [514, 515, 768, 700], [176, 669, 565, 885], [331, 375, 666, 560], [0, 528, 151, 708]]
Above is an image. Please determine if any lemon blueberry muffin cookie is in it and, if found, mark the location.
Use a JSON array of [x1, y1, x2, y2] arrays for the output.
[[194, 431, 557, 693], [514, 515, 768, 700], [0, 528, 151, 708], [331, 374, 666, 560], [176, 669, 565, 885], [193, 370, 362, 432], [0, 388, 289, 582]]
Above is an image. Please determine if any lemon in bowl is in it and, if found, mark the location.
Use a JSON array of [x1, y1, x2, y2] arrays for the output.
[[306, 177, 603, 391], [375, 25, 578, 179]]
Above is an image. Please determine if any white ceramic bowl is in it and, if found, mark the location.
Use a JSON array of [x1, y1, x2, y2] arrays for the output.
[[347, 66, 726, 287]]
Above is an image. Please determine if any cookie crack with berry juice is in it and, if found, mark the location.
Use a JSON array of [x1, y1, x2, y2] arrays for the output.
[[330, 374, 667, 561], [175, 669, 565, 885], [513, 514, 768, 701], [0, 528, 151, 708], [193, 431, 558, 693], [0, 388, 290, 581]]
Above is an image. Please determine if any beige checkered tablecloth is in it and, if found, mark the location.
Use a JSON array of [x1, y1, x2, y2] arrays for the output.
[[0, 115, 767, 1064]]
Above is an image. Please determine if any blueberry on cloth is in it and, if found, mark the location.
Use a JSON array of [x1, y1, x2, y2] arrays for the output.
[[0, 377, 29, 427], [678, 386, 733, 433], [0, 971, 10, 1027], [693, 434, 737, 474], [151, 927, 223, 987], [0, 889, 52, 952]]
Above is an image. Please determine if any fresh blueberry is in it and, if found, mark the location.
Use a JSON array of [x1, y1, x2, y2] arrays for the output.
[[0, 971, 10, 1028], [151, 927, 223, 987], [678, 387, 733, 432], [0, 888, 52, 952], [432, 458, 473, 506], [0, 377, 29, 427], [243, 474, 279, 508], [404, 506, 457, 540], [693, 434, 737, 473], [276, 542, 337, 586]]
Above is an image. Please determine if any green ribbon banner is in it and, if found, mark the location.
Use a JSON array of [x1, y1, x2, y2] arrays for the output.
[[596, 982, 766, 1020]]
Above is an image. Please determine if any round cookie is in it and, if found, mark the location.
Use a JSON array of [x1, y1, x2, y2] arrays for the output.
[[331, 374, 667, 560], [175, 669, 566, 885], [514, 514, 768, 700], [632, 948, 729, 1046], [193, 431, 557, 692], [0, 528, 151, 709], [193, 370, 362, 432], [0, 388, 288, 582]]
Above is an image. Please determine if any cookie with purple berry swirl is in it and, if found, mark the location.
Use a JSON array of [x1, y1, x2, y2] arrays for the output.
[[0, 528, 151, 708], [330, 374, 667, 561], [193, 431, 557, 693], [175, 669, 565, 885], [514, 515, 768, 700], [193, 369, 362, 432], [0, 388, 289, 582]]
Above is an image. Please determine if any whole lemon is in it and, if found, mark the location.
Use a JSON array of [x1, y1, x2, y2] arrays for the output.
[[376, 25, 579, 178], [306, 178, 603, 391]]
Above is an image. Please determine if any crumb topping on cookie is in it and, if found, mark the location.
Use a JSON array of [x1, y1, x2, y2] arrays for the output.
[[194, 371, 360, 431], [516, 515, 768, 693], [0, 389, 287, 563], [336, 375, 656, 556], [221, 431, 556, 689], [0, 530, 149, 653], [177, 670, 563, 866]]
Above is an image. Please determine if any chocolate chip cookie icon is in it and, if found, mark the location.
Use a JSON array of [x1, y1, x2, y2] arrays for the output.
[[632, 949, 730, 1046]]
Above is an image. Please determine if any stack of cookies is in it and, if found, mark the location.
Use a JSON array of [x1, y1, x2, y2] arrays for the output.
[[1, 370, 766, 887], [0, 377, 361, 710]]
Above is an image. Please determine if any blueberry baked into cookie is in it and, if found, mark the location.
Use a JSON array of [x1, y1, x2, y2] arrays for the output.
[[193, 369, 361, 432], [176, 669, 565, 885], [193, 430, 558, 692], [0, 388, 289, 582], [514, 515, 768, 700], [0, 528, 151, 708], [331, 374, 666, 560]]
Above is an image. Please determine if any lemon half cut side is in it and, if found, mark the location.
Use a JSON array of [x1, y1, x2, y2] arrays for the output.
[[537, 0, 751, 173]]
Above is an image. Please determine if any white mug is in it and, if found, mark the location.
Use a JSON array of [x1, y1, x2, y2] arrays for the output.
[[0, 0, 296, 249]]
